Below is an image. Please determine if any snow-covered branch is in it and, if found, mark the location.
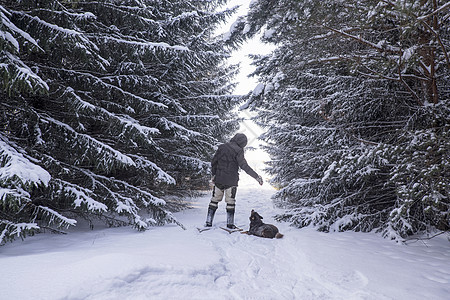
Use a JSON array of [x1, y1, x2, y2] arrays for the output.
[[321, 24, 402, 54], [1, 0, 241, 242], [417, 2, 450, 21], [0, 53, 49, 94], [0, 6, 43, 51], [64, 87, 161, 141], [42, 116, 136, 168], [40, 65, 168, 110], [0, 138, 51, 186]]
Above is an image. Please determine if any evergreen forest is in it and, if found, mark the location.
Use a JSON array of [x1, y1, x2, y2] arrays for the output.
[[241, 0, 449, 239], [1, 0, 449, 244], [0, 0, 242, 243]]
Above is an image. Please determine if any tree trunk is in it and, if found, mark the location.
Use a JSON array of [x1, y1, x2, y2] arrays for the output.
[[419, 0, 439, 104]]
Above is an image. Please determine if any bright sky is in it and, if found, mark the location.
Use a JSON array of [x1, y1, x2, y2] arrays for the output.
[[218, 0, 275, 158], [221, 0, 275, 95]]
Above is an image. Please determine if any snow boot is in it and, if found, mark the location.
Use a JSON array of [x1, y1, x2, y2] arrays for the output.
[[205, 207, 216, 227], [226, 210, 235, 229]]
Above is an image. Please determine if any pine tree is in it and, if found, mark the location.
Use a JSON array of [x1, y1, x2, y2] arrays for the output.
[[0, 0, 241, 244], [241, 0, 449, 239]]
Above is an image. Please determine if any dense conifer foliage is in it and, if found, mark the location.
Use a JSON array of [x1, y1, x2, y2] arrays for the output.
[[0, 0, 241, 243], [241, 0, 449, 239]]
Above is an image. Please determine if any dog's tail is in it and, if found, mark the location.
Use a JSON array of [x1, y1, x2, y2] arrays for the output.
[[275, 232, 284, 239]]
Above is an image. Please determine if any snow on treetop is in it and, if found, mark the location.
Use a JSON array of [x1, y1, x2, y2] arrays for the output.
[[264, 28, 275, 39], [249, 0, 259, 8], [242, 23, 251, 35], [222, 18, 241, 41], [252, 83, 265, 96], [170, 11, 199, 25]]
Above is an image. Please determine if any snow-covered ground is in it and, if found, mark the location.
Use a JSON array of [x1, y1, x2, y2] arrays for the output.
[[1, 154, 449, 300]]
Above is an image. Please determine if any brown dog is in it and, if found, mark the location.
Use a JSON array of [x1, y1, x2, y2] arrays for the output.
[[246, 210, 283, 239]]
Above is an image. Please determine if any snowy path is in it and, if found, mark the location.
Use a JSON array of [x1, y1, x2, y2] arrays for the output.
[[1, 175, 449, 300]]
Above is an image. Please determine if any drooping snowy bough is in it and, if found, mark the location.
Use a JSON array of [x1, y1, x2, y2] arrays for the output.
[[0, 0, 242, 244], [240, 0, 449, 240]]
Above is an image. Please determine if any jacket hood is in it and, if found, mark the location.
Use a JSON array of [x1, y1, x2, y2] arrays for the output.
[[230, 133, 248, 148]]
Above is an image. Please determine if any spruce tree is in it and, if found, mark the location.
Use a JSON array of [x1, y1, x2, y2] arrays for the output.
[[0, 0, 241, 243], [242, 0, 449, 239]]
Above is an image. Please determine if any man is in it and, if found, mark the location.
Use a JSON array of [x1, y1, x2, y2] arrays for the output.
[[205, 133, 263, 228]]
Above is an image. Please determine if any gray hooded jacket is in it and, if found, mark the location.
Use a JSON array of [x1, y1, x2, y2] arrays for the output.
[[211, 133, 259, 188]]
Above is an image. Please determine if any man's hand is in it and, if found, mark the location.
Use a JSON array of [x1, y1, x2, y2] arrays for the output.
[[256, 175, 263, 186]]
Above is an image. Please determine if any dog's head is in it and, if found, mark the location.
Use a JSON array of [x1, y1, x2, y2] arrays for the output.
[[250, 210, 263, 223]]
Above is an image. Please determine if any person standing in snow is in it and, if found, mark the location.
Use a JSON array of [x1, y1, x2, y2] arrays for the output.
[[205, 133, 263, 229]]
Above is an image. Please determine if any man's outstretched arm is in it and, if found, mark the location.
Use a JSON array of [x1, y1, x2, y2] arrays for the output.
[[236, 150, 263, 185]]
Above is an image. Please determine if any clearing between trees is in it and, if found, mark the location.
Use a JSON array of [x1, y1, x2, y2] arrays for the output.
[[1, 174, 449, 300]]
